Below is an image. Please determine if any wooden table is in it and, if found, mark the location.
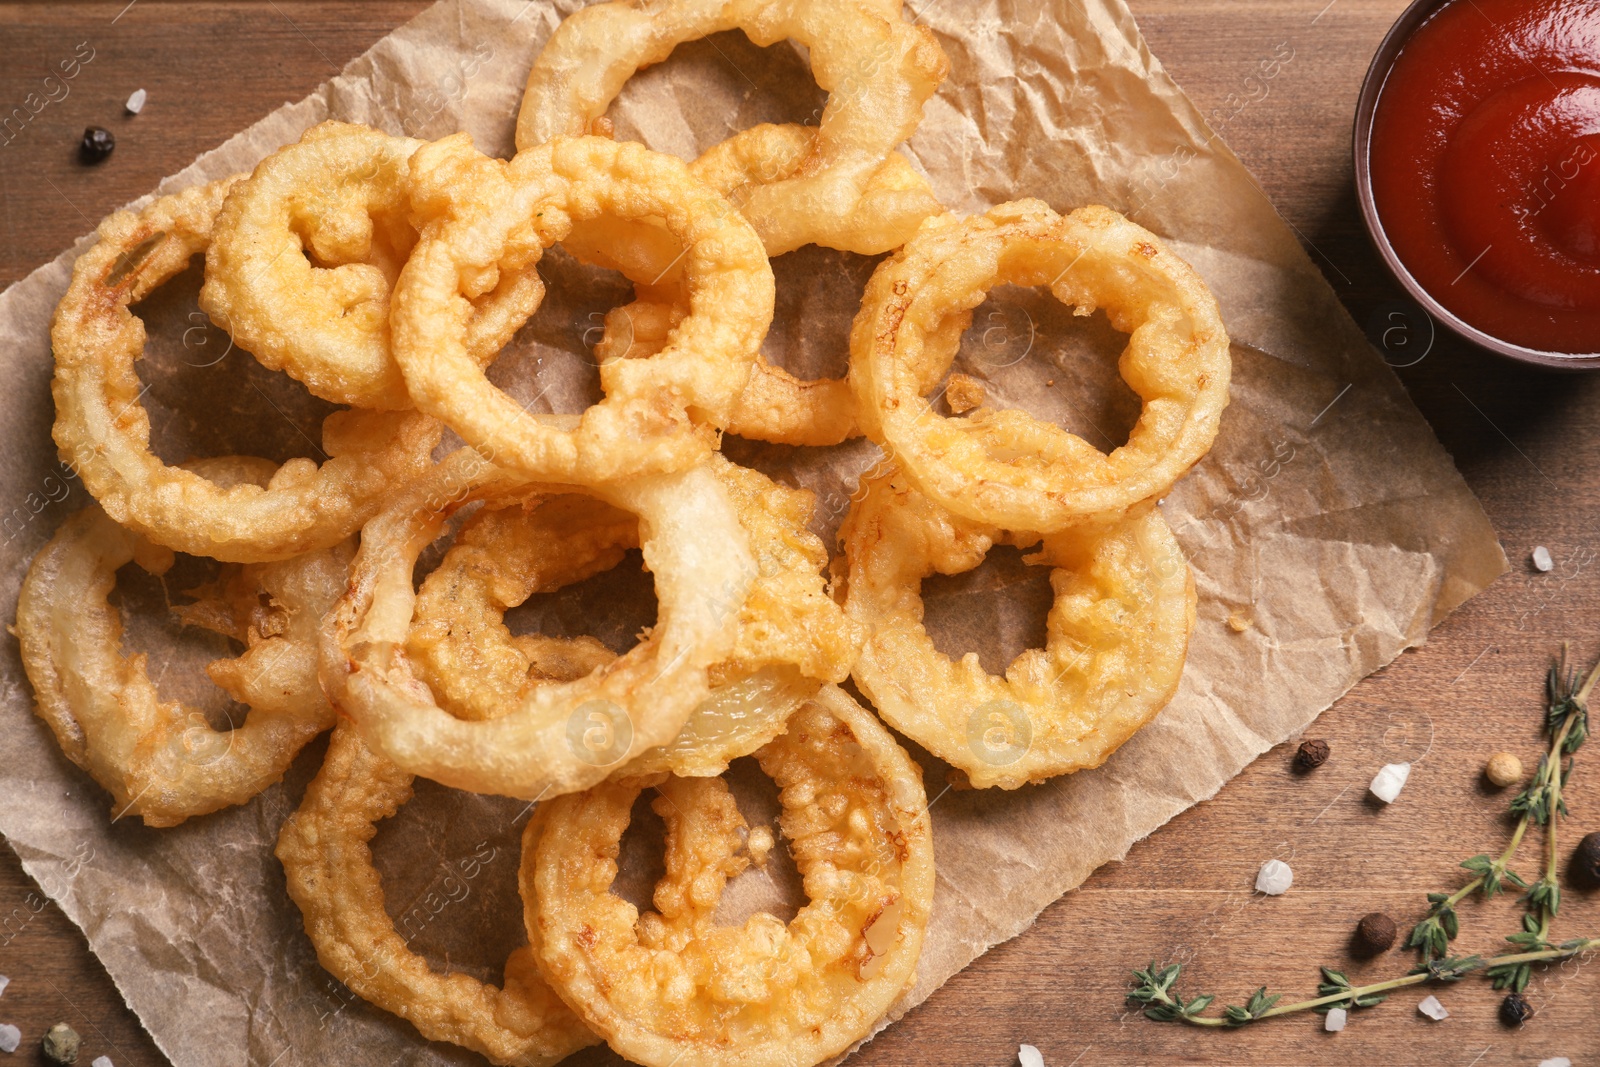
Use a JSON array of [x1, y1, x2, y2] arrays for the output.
[[3, 2, 1598, 1065]]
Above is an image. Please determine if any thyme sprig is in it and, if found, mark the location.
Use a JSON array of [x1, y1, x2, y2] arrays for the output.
[[1129, 645, 1600, 1029], [1406, 646, 1596, 962]]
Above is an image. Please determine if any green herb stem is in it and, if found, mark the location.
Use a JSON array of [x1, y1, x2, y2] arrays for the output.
[[1266, 940, 1600, 1018], [1440, 875, 1482, 911], [1252, 976, 1428, 1020], [1438, 811, 1532, 911], [1132, 987, 1229, 1028], [1575, 649, 1600, 708], [1134, 941, 1600, 1028]]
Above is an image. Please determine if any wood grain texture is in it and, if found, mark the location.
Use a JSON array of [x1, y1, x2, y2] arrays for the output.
[[3, 2, 1599, 1065]]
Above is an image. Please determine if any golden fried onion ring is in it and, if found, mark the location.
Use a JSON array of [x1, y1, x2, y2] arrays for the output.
[[516, 0, 949, 256], [404, 455, 862, 776], [841, 462, 1196, 789], [50, 178, 441, 563], [323, 449, 757, 801], [16, 459, 348, 827], [849, 201, 1231, 530], [571, 124, 945, 446], [276, 723, 599, 1066], [405, 493, 639, 724], [393, 134, 773, 484], [201, 121, 544, 410], [524, 686, 934, 1067]]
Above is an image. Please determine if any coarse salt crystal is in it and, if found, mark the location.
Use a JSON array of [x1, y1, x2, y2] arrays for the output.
[[0, 976, 8, 998], [1018, 1044, 1044, 1067], [1324, 1007, 1347, 1032], [1532, 546, 1554, 572], [93, 1057, 114, 1067], [1255, 858, 1294, 895], [125, 89, 146, 115], [0, 1024, 19, 1054], [1538, 1059, 1572, 1067], [1369, 762, 1411, 804], [1417, 994, 1449, 1020]]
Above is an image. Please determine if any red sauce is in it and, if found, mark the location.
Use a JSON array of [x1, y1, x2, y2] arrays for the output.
[[1370, 0, 1600, 354]]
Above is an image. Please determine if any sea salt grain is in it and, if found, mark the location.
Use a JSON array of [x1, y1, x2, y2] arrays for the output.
[[1324, 1007, 1347, 1032], [1532, 546, 1554, 572], [0, 976, 8, 998], [1538, 1058, 1572, 1067], [1019, 1044, 1044, 1067], [1255, 858, 1294, 895], [125, 89, 146, 115], [1369, 762, 1411, 804], [1417, 995, 1449, 1020], [0, 1024, 19, 1054], [93, 1057, 114, 1067]]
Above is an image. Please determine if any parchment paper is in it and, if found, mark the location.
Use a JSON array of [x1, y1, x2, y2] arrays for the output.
[[0, 0, 1508, 1064]]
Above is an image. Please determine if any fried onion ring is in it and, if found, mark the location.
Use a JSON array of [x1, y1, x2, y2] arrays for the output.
[[323, 449, 757, 801], [15, 458, 348, 827], [404, 455, 861, 776], [524, 685, 934, 1067], [393, 134, 773, 484], [848, 201, 1231, 530], [50, 178, 440, 562], [201, 121, 544, 410], [276, 722, 599, 1066], [840, 462, 1196, 789], [568, 123, 945, 446], [516, 0, 949, 256]]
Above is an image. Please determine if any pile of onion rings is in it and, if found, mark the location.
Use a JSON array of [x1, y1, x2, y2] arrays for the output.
[[13, 0, 1231, 1063]]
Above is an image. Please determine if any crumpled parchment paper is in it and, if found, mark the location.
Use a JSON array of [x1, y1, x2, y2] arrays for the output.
[[0, 0, 1507, 1064]]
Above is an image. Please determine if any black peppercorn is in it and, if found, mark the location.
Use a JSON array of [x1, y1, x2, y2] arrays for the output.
[[1353, 911, 1397, 955], [41, 1022, 81, 1065], [1573, 831, 1600, 889], [1294, 738, 1330, 772], [1499, 991, 1533, 1027], [79, 126, 115, 164]]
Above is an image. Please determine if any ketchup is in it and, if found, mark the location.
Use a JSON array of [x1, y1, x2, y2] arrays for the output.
[[1369, 0, 1600, 354]]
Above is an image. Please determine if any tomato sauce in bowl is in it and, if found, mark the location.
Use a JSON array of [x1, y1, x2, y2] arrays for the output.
[[1360, 0, 1600, 362]]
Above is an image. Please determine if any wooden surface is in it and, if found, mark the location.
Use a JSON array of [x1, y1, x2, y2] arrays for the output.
[[3, 2, 1600, 1065]]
